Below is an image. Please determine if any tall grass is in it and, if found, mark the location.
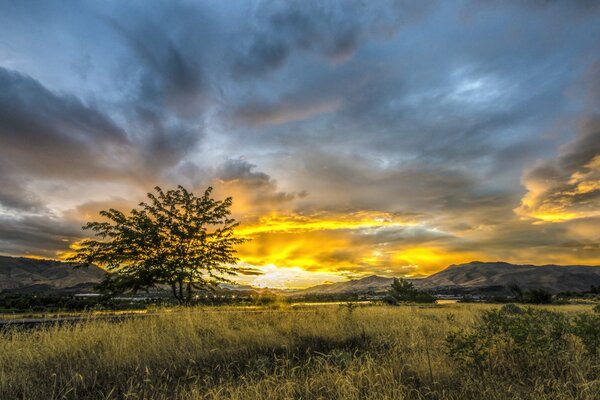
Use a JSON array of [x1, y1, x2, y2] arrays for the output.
[[0, 304, 597, 399]]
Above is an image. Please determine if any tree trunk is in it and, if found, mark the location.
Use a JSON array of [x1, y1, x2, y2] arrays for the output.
[[186, 282, 192, 305], [178, 279, 185, 305], [171, 283, 182, 305]]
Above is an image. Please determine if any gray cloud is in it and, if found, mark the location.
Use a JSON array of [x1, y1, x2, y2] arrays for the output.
[[231, 0, 433, 77], [214, 159, 303, 217], [0, 67, 132, 183], [0, 161, 44, 212], [0, 0, 599, 268], [0, 214, 83, 258]]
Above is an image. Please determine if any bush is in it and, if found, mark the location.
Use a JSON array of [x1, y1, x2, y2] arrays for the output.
[[571, 308, 600, 358], [500, 303, 523, 314], [446, 306, 573, 380], [388, 278, 436, 303], [524, 288, 553, 304]]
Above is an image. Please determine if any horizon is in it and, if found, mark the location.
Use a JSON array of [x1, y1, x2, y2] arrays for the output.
[[3, 254, 600, 290], [1, 1, 600, 289]]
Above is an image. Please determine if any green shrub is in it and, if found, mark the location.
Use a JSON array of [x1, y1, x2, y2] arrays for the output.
[[388, 278, 436, 303], [524, 288, 553, 304], [500, 303, 523, 314], [446, 306, 572, 380], [571, 310, 600, 358]]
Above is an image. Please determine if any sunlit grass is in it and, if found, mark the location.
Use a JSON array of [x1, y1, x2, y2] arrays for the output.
[[0, 303, 597, 399]]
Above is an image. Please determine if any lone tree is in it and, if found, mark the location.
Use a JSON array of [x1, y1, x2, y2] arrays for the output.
[[69, 186, 247, 305], [387, 278, 436, 304]]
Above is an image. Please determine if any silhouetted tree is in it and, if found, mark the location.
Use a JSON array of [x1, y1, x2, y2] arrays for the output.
[[507, 282, 524, 302], [69, 186, 247, 305], [387, 278, 436, 304], [525, 288, 553, 304]]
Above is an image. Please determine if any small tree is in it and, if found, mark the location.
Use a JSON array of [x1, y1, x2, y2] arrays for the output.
[[524, 288, 553, 304], [387, 278, 436, 304], [507, 282, 524, 302], [69, 186, 247, 305]]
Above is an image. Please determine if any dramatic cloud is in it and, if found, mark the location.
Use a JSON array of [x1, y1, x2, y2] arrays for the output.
[[0, 67, 130, 180], [1, 1, 599, 287], [232, 0, 433, 76], [516, 117, 600, 221]]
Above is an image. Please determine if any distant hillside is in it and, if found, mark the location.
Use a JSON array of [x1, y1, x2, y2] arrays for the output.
[[418, 261, 600, 293], [295, 262, 600, 296], [0, 256, 106, 294], [292, 275, 396, 296], [3, 257, 599, 296]]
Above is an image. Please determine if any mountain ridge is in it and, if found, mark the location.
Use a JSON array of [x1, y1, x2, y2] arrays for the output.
[[0, 256, 106, 293], [295, 261, 600, 295], [2, 256, 599, 295]]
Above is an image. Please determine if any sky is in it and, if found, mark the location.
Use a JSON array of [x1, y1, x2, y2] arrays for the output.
[[1, 0, 600, 288]]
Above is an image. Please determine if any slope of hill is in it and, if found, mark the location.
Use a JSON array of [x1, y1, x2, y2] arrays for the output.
[[295, 262, 600, 296], [292, 275, 395, 296], [3, 257, 600, 296], [0, 256, 106, 294], [418, 261, 600, 293]]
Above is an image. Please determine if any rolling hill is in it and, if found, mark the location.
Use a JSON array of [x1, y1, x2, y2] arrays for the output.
[[294, 261, 600, 296], [0, 256, 105, 294], [2, 257, 600, 296], [418, 261, 600, 293], [290, 275, 395, 296]]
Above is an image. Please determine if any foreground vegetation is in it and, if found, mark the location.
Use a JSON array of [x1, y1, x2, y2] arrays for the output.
[[1, 303, 599, 399]]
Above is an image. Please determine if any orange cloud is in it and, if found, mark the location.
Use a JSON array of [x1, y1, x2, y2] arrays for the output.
[[516, 119, 600, 222]]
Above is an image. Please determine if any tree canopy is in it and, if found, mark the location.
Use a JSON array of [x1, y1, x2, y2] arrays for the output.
[[69, 186, 246, 304], [387, 278, 436, 304]]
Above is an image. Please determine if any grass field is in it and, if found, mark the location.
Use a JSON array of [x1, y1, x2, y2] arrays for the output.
[[1, 303, 598, 399]]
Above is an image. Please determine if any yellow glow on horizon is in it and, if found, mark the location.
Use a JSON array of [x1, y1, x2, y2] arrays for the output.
[[236, 211, 415, 236], [46, 192, 598, 289]]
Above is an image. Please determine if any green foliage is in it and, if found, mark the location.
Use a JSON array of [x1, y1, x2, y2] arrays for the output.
[[69, 186, 247, 305], [571, 307, 600, 358], [1, 304, 598, 400], [499, 303, 523, 314], [524, 288, 553, 304], [340, 301, 358, 314], [506, 283, 554, 304], [446, 306, 573, 380], [387, 278, 436, 304], [507, 282, 524, 302], [252, 292, 279, 306], [446, 305, 600, 385]]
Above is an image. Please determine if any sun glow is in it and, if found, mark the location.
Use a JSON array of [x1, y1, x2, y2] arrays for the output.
[[236, 211, 415, 236]]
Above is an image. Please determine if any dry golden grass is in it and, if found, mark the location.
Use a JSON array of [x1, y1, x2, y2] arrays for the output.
[[0, 303, 597, 399]]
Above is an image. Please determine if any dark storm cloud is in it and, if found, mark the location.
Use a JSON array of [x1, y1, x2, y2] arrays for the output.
[[0, 0, 599, 269], [103, 15, 209, 118], [0, 67, 132, 185], [0, 215, 83, 258], [291, 150, 512, 220], [0, 164, 43, 212], [232, 0, 434, 77], [99, 10, 213, 175], [224, 2, 577, 177]]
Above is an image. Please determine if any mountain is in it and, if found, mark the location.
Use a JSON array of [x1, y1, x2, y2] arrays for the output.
[[0, 256, 106, 294], [295, 262, 600, 296], [291, 275, 395, 296], [418, 261, 600, 293], [3, 257, 599, 296]]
